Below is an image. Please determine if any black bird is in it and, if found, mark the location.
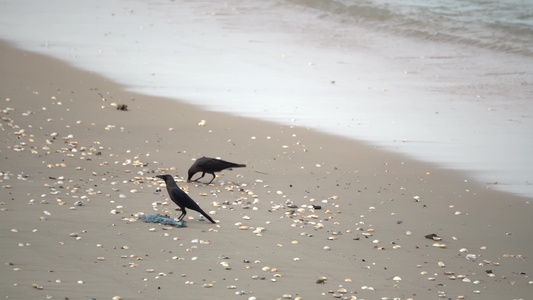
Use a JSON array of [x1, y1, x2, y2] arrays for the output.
[[156, 174, 216, 224], [187, 156, 246, 184]]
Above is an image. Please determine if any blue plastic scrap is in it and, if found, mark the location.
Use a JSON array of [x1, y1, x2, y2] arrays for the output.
[[139, 214, 187, 227]]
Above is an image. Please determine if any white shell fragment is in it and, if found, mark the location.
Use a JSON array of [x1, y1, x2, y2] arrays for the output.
[[466, 254, 477, 261]]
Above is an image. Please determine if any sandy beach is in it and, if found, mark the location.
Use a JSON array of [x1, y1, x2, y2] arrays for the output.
[[1, 40, 532, 300]]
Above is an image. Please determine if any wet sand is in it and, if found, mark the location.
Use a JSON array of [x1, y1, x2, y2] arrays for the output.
[[1, 41, 532, 299]]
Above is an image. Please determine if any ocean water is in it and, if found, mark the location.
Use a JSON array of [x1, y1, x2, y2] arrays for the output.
[[1, 0, 532, 198]]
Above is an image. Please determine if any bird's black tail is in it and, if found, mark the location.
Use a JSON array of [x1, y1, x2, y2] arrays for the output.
[[196, 208, 216, 224]]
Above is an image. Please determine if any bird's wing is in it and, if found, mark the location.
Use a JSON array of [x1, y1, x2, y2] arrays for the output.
[[169, 187, 201, 210], [198, 158, 241, 171]]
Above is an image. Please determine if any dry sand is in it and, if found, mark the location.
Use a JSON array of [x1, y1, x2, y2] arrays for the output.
[[1, 40, 532, 300]]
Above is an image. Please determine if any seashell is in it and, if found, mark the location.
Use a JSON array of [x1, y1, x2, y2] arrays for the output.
[[443, 271, 455, 275], [227, 285, 236, 289], [393, 276, 402, 281], [465, 254, 476, 261], [253, 227, 265, 233], [425, 233, 441, 241], [432, 243, 447, 248], [438, 261, 445, 267], [203, 283, 213, 288], [338, 289, 347, 294]]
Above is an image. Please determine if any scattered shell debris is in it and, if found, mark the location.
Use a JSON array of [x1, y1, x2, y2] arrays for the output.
[[1, 88, 530, 300]]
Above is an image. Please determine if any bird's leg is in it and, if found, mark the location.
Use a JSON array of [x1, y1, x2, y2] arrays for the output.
[[207, 173, 216, 184], [178, 208, 186, 221], [191, 172, 206, 182]]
